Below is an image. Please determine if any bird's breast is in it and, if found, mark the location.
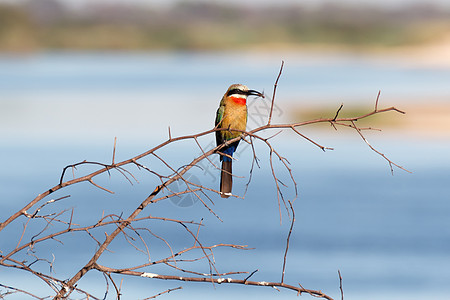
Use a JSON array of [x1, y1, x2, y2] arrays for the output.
[[220, 102, 247, 140]]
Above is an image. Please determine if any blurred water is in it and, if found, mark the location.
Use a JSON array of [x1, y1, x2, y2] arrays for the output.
[[0, 52, 449, 299], [2, 51, 450, 100]]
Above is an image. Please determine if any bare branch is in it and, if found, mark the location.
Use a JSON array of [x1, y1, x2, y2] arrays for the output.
[[268, 60, 284, 125], [0, 62, 408, 300], [130, 271, 333, 300]]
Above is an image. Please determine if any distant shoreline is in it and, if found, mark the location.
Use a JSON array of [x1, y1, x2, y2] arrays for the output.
[[289, 100, 450, 139], [2, 38, 450, 69]]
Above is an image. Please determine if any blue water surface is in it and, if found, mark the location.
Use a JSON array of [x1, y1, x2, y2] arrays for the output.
[[0, 52, 449, 300]]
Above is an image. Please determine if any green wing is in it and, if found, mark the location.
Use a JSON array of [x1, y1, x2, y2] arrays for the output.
[[215, 105, 224, 127]]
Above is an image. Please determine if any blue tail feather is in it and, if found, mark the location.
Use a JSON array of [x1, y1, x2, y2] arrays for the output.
[[222, 145, 236, 162]]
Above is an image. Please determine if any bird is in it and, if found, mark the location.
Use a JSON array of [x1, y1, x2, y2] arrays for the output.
[[215, 84, 264, 198]]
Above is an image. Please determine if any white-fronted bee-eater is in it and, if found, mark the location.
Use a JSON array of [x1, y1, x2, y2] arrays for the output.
[[215, 84, 264, 198]]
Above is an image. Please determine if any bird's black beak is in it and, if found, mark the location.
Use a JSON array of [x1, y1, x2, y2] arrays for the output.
[[247, 89, 265, 98]]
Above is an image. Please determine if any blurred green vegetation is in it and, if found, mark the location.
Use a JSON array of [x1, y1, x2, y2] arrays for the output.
[[1, 1, 450, 52]]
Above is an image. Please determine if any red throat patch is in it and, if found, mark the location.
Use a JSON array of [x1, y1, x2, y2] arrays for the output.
[[230, 96, 246, 105]]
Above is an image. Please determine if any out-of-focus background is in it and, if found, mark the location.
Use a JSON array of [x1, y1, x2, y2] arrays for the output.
[[1, 0, 449, 299]]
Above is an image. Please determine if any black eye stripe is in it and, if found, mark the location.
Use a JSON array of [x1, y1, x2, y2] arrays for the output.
[[227, 89, 247, 97]]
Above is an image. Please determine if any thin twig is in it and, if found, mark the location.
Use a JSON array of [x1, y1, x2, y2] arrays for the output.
[[244, 269, 259, 282], [142, 286, 182, 300], [333, 103, 344, 121], [338, 270, 344, 300], [375, 90, 381, 111], [112, 137, 117, 165], [268, 60, 284, 125], [350, 120, 411, 174], [281, 200, 295, 283]]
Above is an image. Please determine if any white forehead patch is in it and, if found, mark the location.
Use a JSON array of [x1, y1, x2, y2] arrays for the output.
[[228, 83, 248, 91]]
